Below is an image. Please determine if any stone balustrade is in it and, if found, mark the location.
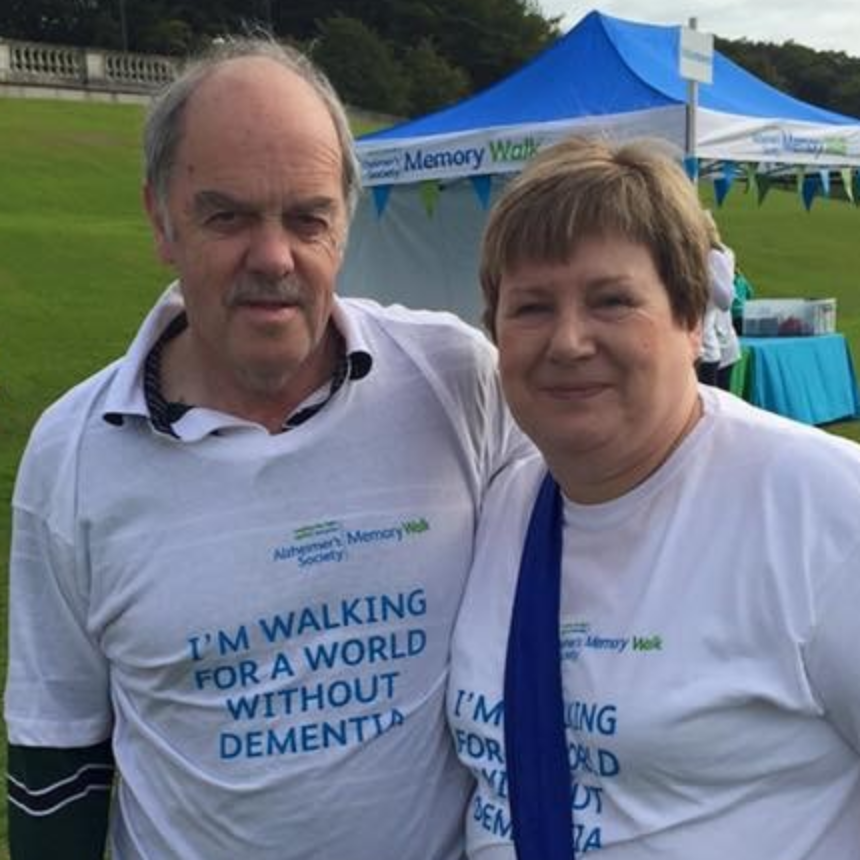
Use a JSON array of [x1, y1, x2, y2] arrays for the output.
[[0, 36, 399, 122], [0, 38, 178, 100]]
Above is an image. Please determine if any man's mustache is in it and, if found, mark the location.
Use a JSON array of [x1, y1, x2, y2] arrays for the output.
[[225, 276, 307, 307]]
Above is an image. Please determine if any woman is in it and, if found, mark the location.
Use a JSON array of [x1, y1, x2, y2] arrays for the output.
[[448, 136, 860, 859]]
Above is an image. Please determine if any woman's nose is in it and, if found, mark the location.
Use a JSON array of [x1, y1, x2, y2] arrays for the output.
[[546, 308, 595, 362]]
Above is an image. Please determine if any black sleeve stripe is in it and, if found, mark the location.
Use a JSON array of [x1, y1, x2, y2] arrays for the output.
[[7, 764, 114, 817]]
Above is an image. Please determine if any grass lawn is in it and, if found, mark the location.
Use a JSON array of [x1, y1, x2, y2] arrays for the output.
[[701, 180, 860, 443], [0, 97, 163, 859], [1, 96, 860, 856]]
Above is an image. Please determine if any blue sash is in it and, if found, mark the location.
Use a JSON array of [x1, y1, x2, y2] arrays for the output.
[[503, 471, 572, 859]]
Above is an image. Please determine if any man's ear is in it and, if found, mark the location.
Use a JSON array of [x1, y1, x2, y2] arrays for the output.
[[143, 183, 175, 266]]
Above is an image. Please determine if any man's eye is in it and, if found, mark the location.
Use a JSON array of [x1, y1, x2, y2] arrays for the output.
[[290, 214, 329, 235], [202, 210, 251, 233], [208, 211, 238, 225]]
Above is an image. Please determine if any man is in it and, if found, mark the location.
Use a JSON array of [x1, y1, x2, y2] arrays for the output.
[[5, 38, 528, 860]]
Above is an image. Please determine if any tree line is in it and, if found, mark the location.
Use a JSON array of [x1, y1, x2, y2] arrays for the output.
[[717, 37, 860, 121], [3, 0, 860, 120]]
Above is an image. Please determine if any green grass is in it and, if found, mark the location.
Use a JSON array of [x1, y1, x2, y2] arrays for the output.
[[701, 181, 860, 443], [0, 98, 164, 858], [1, 97, 860, 856]]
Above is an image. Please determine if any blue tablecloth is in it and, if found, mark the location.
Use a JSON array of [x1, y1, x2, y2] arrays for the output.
[[739, 334, 860, 425]]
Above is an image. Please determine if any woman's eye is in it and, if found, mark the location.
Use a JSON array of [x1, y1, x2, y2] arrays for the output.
[[511, 302, 549, 317], [597, 294, 635, 310]]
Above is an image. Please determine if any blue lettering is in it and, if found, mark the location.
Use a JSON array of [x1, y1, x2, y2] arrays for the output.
[[258, 613, 295, 643], [571, 782, 604, 814], [218, 709, 405, 759], [346, 527, 402, 545], [473, 694, 504, 726], [569, 741, 620, 777], [454, 729, 504, 763], [472, 794, 512, 838], [303, 630, 426, 670], [194, 660, 259, 691], [403, 147, 485, 174], [574, 823, 602, 853], [217, 625, 250, 654], [565, 700, 618, 735], [480, 766, 509, 799]]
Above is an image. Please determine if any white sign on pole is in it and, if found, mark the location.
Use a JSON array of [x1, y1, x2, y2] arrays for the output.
[[680, 27, 714, 83]]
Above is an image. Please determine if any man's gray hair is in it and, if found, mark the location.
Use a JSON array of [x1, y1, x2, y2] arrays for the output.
[[143, 35, 362, 221]]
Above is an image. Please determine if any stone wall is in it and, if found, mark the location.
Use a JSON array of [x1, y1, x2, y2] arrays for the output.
[[0, 37, 401, 126], [0, 38, 178, 102]]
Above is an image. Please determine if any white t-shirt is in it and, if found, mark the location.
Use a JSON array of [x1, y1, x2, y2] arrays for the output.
[[712, 246, 741, 368], [6, 285, 531, 860], [449, 386, 860, 859], [701, 246, 737, 365]]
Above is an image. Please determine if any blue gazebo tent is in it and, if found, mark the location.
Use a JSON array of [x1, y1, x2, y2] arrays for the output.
[[338, 10, 860, 323]]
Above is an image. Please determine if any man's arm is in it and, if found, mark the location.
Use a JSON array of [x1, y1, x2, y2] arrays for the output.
[[8, 742, 114, 860]]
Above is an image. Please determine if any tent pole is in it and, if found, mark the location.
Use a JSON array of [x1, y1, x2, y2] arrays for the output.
[[686, 17, 698, 186]]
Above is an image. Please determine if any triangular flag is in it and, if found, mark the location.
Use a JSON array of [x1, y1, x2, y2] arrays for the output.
[[801, 173, 819, 211], [711, 171, 730, 208], [756, 173, 773, 206], [851, 171, 860, 207], [713, 177, 730, 207], [819, 170, 831, 197], [371, 184, 392, 218], [470, 175, 493, 210], [840, 168, 854, 203], [796, 165, 806, 198], [713, 162, 737, 207], [744, 163, 758, 197], [419, 180, 440, 217], [683, 156, 699, 181]]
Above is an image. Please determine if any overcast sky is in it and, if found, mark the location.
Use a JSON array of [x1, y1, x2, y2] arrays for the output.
[[537, 2, 860, 57]]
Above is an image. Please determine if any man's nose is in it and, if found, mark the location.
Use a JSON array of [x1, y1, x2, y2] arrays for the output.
[[246, 217, 295, 279]]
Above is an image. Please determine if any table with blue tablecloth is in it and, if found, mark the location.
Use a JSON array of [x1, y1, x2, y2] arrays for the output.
[[734, 334, 860, 425]]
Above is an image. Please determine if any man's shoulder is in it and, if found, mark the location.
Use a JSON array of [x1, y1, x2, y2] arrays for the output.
[[16, 360, 123, 497], [33, 361, 121, 436], [338, 296, 495, 363], [339, 296, 487, 339]]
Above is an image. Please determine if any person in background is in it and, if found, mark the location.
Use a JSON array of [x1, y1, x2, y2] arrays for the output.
[[448, 135, 860, 859], [704, 211, 742, 390], [697, 210, 736, 386], [5, 37, 530, 860], [731, 265, 756, 335]]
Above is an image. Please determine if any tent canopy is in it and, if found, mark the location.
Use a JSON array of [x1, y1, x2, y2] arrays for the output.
[[357, 9, 860, 186], [339, 10, 860, 324]]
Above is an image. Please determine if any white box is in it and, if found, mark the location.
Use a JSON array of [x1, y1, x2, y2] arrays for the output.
[[742, 298, 836, 337]]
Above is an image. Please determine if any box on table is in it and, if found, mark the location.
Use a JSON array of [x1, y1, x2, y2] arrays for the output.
[[742, 298, 837, 337]]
